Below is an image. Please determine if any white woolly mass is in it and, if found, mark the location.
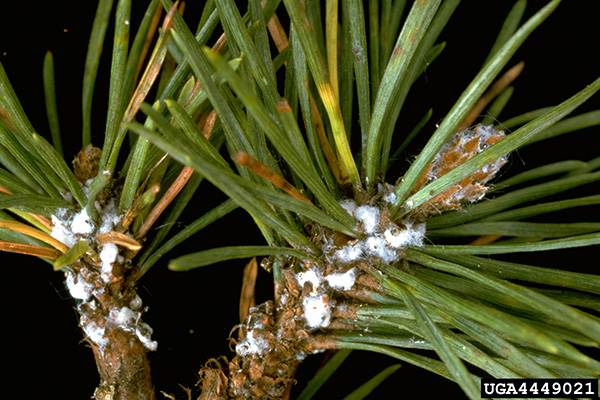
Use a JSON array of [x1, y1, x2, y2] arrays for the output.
[[336, 221, 425, 264], [333, 198, 426, 264], [51, 208, 96, 252], [295, 265, 353, 328], [384, 223, 426, 248], [383, 190, 397, 205], [108, 306, 158, 351], [111, 306, 137, 327], [82, 304, 158, 352], [81, 318, 108, 350], [135, 323, 158, 351], [52, 186, 125, 297], [355, 205, 380, 234], [364, 235, 389, 259], [235, 330, 270, 356], [339, 199, 358, 215], [98, 199, 121, 234], [53, 182, 156, 351], [71, 209, 95, 234], [100, 243, 119, 282], [51, 194, 123, 253], [65, 272, 93, 301], [334, 244, 363, 263], [302, 295, 331, 329], [297, 269, 322, 295], [51, 214, 77, 248], [326, 268, 357, 290]]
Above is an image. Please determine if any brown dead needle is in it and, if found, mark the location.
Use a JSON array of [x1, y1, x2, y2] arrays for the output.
[[469, 234, 502, 246], [0, 219, 67, 253], [136, 166, 195, 240], [96, 231, 143, 251], [239, 257, 258, 340], [459, 61, 525, 130], [0, 240, 61, 260], [135, 109, 218, 240], [232, 151, 313, 204]]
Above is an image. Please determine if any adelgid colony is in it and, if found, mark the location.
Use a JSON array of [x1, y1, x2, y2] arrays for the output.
[[207, 123, 507, 397], [1, 0, 600, 399]]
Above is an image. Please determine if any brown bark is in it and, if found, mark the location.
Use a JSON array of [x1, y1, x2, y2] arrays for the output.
[[59, 146, 157, 399], [196, 266, 351, 399], [71, 258, 156, 400], [90, 324, 155, 400]]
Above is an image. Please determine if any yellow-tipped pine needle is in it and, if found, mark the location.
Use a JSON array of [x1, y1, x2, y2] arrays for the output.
[[264, 11, 345, 187], [309, 95, 344, 186], [326, 0, 340, 101]]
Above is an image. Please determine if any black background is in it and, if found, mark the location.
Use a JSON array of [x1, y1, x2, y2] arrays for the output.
[[1, 1, 599, 399]]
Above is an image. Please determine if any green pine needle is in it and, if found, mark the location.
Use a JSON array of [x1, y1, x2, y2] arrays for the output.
[[2, 1, 600, 398]]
